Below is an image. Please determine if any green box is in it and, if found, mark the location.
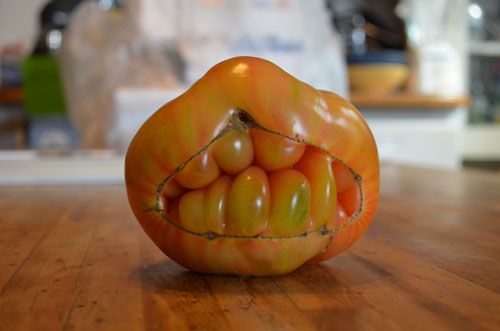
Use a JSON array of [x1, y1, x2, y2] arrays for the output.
[[21, 56, 67, 116]]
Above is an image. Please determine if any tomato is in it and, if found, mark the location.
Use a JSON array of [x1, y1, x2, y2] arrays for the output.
[[125, 57, 379, 276]]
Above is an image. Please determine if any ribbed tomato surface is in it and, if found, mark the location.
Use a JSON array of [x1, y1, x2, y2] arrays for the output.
[[125, 57, 379, 275]]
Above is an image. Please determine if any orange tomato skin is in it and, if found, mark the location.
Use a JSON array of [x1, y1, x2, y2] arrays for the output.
[[125, 57, 379, 275]]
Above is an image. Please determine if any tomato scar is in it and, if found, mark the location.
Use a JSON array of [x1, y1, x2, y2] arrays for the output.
[[154, 108, 363, 243]]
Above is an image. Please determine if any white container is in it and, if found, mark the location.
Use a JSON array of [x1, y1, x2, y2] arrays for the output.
[[110, 87, 187, 151], [417, 42, 464, 97]]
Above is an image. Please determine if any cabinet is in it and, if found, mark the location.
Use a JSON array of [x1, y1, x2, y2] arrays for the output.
[[351, 93, 468, 170]]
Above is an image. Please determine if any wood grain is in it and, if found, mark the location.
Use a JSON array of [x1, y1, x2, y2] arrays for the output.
[[0, 164, 499, 330]]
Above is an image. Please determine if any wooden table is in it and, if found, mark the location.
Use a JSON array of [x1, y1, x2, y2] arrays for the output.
[[1, 164, 499, 330]]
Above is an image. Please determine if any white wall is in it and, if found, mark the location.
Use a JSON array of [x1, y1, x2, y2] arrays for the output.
[[0, 0, 49, 53]]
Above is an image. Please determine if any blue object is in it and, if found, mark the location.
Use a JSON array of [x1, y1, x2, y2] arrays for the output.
[[27, 115, 80, 150], [347, 50, 408, 65]]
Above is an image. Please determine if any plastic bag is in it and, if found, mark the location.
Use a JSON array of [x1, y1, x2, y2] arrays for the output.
[[60, 1, 182, 149], [175, 0, 348, 96], [60, 0, 347, 149]]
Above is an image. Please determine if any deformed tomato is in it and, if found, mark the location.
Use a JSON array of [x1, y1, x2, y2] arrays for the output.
[[125, 57, 379, 276]]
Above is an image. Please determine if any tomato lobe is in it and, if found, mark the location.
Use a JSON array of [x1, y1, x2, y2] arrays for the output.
[[213, 130, 254, 175], [227, 166, 270, 236], [204, 175, 232, 233], [161, 178, 186, 199], [251, 129, 306, 172], [267, 168, 311, 236], [175, 150, 220, 189], [332, 161, 361, 218], [293, 146, 337, 229], [179, 189, 207, 233]]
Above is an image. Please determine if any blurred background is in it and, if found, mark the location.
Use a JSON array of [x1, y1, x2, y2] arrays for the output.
[[0, 0, 499, 185]]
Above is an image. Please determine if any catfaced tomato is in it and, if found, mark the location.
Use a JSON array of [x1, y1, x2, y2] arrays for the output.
[[125, 57, 379, 276]]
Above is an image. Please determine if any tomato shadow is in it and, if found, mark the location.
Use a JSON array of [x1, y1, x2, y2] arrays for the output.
[[130, 257, 376, 296], [132, 259, 283, 296]]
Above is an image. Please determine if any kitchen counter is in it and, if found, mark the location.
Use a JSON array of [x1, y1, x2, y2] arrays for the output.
[[0, 164, 499, 330]]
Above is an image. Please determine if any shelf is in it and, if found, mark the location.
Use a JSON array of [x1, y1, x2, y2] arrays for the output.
[[349, 92, 469, 109], [0, 88, 23, 104], [470, 41, 500, 57]]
